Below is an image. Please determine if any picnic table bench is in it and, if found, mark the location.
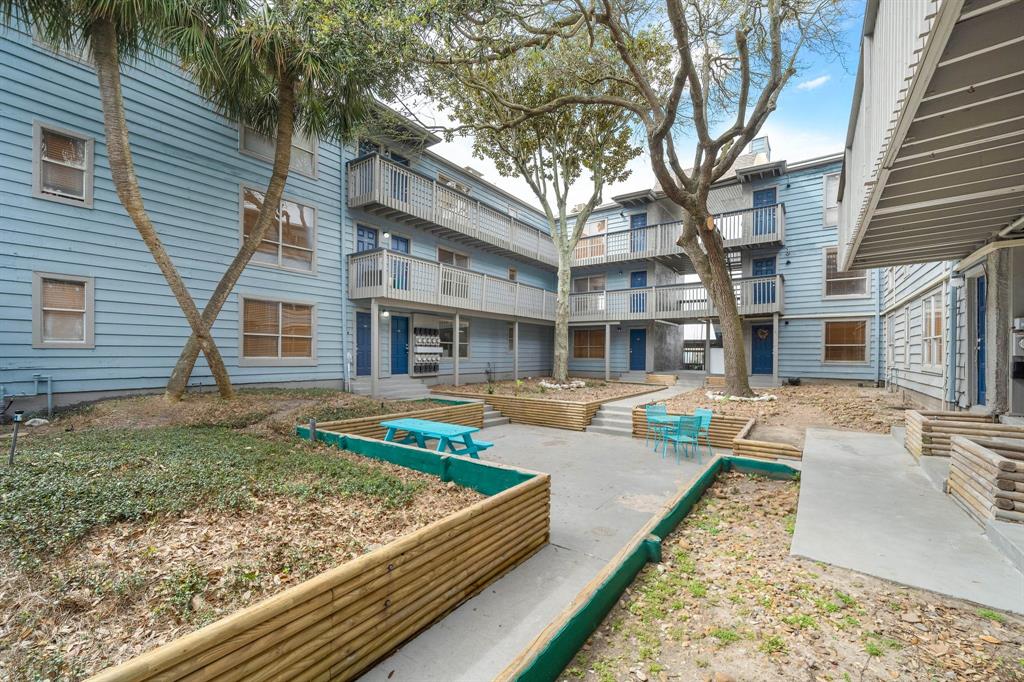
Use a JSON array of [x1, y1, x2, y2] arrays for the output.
[[380, 418, 493, 459]]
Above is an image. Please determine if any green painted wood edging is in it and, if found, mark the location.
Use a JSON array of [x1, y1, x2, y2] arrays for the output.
[[295, 427, 537, 496], [507, 455, 798, 681]]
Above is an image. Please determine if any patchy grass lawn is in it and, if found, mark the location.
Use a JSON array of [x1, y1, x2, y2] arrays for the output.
[[434, 377, 656, 402], [0, 390, 481, 680], [565, 472, 1023, 682]]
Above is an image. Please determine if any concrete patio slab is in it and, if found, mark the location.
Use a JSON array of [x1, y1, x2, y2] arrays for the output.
[[361, 422, 710, 681], [792, 428, 1024, 614]]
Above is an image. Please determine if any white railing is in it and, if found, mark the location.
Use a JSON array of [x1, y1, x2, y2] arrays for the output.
[[571, 207, 784, 267], [567, 275, 783, 322], [347, 155, 559, 266], [348, 250, 556, 321], [838, 0, 934, 268]]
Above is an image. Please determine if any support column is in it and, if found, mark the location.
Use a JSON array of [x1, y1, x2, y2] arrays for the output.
[[370, 300, 380, 398], [772, 312, 780, 386], [453, 312, 461, 386], [513, 321, 520, 380], [704, 319, 711, 376], [605, 323, 611, 381]]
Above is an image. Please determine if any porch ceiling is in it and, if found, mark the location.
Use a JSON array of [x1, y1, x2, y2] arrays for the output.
[[848, 0, 1024, 270]]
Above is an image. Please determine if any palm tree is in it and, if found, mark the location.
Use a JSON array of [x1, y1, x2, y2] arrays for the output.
[[4, 0, 242, 397]]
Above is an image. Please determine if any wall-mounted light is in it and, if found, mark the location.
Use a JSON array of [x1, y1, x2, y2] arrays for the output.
[[381, 310, 390, 318], [949, 274, 965, 288], [382, 231, 391, 243]]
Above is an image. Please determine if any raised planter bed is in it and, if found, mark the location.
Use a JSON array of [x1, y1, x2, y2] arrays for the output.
[[949, 436, 1024, 525], [314, 399, 483, 440], [645, 373, 677, 386], [904, 410, 1024, 459], [631, 407, 751, 449], [91, 433, 549, 682], [731, 418, 803, 461]]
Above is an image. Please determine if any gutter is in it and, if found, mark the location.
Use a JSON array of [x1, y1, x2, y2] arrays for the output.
[[875, 268, 883, 385], [946, 262, 960, 408]]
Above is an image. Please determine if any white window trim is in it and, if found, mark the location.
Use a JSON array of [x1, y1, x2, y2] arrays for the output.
[[385, 231, 413, 253], [507, 323, 515, 352], [237, 293, 318, 367], [921, 291, 945, 374], [238, 125, 318, 179], [438, 318, 470, 360], [32, 272, 95, 349], [822, 246, 870, 299], [238, 185, 318, 276], [821, 318, 870, 365], [822, 172, 840, 227], [33, 121, 94, 208], [437, 247, 470, 269]]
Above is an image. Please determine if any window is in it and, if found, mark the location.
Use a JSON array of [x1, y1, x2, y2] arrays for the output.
[[508, 267, 518, 282], [922, 292, 944, 370], [573, 274, 607, 293], [438, 248, 469, 269], [242, 188, 316, 272], [824, 320, 867, 363], [438, 173, 470, 194], [507, 324, 515, 352], [824, 247, 868, 297], [241, 298, 315, 363], [582, 219, 607, 238], [240, 126, 317, 177], [573, 328, 606, 359], [358, 139, 381, 157], [439, 319, 469, 358], [32, 273, 94, 348], [823, 172, 840, 226], [33, 123, 93, 207]]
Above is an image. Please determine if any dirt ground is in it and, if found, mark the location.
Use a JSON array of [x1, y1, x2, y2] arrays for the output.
[[434, 377, 656, 402], [565, 472, 1023, 682], [662, 385, 911, 448]]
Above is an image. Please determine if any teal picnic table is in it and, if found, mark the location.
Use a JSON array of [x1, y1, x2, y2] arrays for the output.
[[379, 418, 493, 459]]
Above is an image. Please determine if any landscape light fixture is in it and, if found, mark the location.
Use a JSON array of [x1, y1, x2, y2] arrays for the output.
[[8, 410, 23, 466]]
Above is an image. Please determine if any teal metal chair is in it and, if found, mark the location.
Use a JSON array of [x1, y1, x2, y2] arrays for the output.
[[694, 408, 714, 458], [644, 403, 669, 449], [660, 415, 703, 463]]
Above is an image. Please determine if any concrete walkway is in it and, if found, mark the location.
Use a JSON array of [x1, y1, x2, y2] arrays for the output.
[[792, 428, 1024, 614], [362, 423, 711, 681]]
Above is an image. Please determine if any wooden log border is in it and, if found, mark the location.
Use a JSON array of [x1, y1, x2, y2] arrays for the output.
[[949, 435, 1024, 526], [495, 456, 799, 681], [632, 405, 801, 461], [904, 410, 1023, 460], [89, 433, 550, 682], [645, 373, 678, 386], [315, 399, 483, 441], [433, 383, 664, 431]]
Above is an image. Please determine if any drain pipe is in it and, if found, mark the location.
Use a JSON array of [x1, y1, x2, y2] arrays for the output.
[[946, 267, 961, 409], [874, 269, 883, 385]]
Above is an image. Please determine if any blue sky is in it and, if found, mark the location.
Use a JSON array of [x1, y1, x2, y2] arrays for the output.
[[423, 1, 867, 209]]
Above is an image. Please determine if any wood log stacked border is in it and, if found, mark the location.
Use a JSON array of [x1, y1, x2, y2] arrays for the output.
[[432, 384, 663, 431], [631, 408, 751, 449], [317, 401, 483, 440], [904, 411, 1024, 459], [89, 456, 550, 682], [645, 373, 678, 386], [949, 436, 1024, 525]]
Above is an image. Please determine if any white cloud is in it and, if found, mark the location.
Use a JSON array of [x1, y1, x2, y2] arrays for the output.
[[796, 75, 831, 91]]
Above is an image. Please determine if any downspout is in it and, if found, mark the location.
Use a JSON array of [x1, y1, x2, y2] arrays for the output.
[[946, 263, 959, 409], [340, 144, 352, 393], [874, 268, 883, 385]]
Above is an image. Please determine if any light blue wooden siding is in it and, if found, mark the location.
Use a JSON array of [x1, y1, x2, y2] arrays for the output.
[[567, 326, 631, 375], [0, 29, 347, 397]]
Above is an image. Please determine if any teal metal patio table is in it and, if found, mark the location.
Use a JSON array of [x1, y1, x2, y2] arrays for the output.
[[379, 417, 492, 459]]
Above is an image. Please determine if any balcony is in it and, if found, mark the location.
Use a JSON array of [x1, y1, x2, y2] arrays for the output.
[[571, 205, 785, 268], [347, 154, 559, 267], [348, 249, 557, 322], [568, 275, 783, 323]]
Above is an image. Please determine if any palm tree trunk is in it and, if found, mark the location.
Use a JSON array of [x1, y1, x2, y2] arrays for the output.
[[90, 19, 234, 398], [552, 249, 572, 383], [164, 78, 297, 400]]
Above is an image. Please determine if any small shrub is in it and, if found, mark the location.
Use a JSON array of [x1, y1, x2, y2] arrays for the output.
[[759, 635, 787, 654], [977, 608, 1007, 624], [711, 627, 740, 645]]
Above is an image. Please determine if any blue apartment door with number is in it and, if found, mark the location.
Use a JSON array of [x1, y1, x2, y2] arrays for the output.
[[356, 312, 371, 376], [356, 225, 378, 252], [630, 271, 648, 314], [751, 324, 773, 374], [752, 257, 776, 306], [390, 316, 409, 375], [977, 275, 987, 405], [630, 213, 648, 253], [752, 188, 777, 236], [629, 329, 646, 371]]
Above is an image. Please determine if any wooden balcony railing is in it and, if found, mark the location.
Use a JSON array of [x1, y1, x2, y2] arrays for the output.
[[347, 154, 559, 266]]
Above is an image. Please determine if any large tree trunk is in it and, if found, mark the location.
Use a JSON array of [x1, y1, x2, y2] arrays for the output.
[[91, 19, 234, 399], [164, 78, 297, 401], [552, 248, 573, 382], [678, 212, 754, 397]]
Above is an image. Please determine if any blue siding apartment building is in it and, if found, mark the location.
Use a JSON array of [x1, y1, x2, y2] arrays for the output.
[[0, 25, 883, 408]]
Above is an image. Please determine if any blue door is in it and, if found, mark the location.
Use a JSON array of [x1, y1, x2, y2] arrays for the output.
[[356, 224, 378, 252], [390, 315, 409, 375], [630, 212, 648, 253], [629, 328, 647, 371], [752, 188, 777, 236], [751, 324, 773, 374], [977, 275, 987, 405], [356, 312, 371, 376], [630, 271, 648, 314], [752, 256, 776, 305]]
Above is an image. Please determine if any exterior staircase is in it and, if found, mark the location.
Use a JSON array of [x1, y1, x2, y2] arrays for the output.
[[350, 375, 431, 400], [482, 404, 509, 428], [585, 404, 634, 438]]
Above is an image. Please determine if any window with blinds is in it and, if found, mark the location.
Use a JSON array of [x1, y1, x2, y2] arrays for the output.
[[240, 126, 317, 177], [823, 173, 840, 226], [573, 329, 606, 359], [823, 320, 867, 362], [921, 292, 944, 369], [34, 125, 92, 206], [824, 247, 867, 297], [242, 299, 314, 361], [242, 188, 315, 272], [33, 273, 93, 348]]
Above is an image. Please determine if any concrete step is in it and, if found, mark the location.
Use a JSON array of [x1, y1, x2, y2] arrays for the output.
[[585, 425, 634, 437], [484, 415, 510, 427], [599, 405, 634, 416], [590, 415, 633, 428]]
